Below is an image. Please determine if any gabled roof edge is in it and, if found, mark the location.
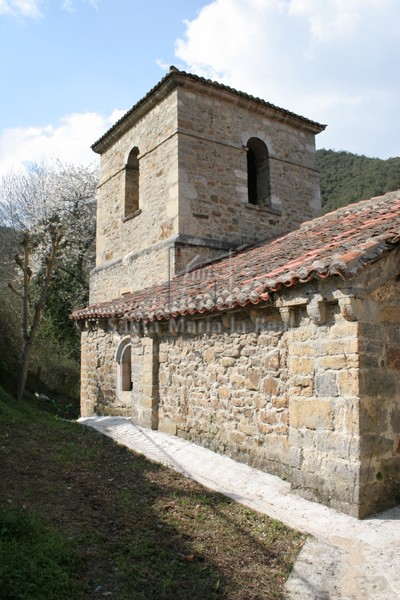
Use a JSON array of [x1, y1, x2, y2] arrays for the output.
[[92, 67, 326, 154]]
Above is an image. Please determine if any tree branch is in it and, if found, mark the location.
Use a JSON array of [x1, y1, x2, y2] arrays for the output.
[[8, 282, 23, 300]]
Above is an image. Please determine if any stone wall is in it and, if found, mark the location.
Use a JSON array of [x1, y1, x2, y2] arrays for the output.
[[91, 90, 179, 303], [357, 277, 400, 516], [157, 310, 290, 476], [286, 302, 361, 516], [153, 295, 364, 515], [131, 334, 159, 430], [80, 252, 400, 518], [80, 321, 132, 417], [90, 237, 176, 303], [177, 85, 321, 247]]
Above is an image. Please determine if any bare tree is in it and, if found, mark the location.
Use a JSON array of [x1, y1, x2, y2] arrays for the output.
[[0, 160, 98, 401]]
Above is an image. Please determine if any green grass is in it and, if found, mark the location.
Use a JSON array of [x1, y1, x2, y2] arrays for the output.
[[0, 386, 305, 599], [0, 508, 85, 600]]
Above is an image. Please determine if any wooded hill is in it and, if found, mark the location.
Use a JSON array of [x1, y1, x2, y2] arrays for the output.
[[316, 149, 400, 214]]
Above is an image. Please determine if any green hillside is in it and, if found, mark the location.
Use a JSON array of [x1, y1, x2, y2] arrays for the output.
[[316, 149, 400, 214]]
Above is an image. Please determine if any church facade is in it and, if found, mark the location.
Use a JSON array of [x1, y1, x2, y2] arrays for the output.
[[72, 68, 400, 518]]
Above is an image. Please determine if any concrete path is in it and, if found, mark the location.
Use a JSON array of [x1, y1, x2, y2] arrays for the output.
[[78, 416, 400, 600]]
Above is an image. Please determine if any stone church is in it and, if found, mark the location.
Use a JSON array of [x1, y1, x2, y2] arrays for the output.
[[72, 67, 400, 518]]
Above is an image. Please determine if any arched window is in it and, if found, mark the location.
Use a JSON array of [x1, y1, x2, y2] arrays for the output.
[[124, 147, 139, 217], [247, 138, 271, 206], [116, 337, 132, 392]]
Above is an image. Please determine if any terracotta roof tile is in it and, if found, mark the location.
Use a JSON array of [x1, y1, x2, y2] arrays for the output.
[[71, 191, 400, 323]]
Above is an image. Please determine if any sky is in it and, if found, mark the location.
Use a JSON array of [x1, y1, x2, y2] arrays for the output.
[[0, 0, 399, 176]]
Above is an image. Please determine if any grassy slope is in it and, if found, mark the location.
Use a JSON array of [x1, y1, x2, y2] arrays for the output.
[[0, 387, 305, 599]]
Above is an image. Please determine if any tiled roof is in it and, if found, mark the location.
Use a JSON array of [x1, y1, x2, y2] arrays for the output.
[[72, 191, 400, 323], [91, 67, 325, 153]]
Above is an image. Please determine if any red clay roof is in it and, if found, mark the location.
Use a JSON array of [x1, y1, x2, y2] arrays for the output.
[[92, 67, 325, 154], [71, 191, 400, 323]]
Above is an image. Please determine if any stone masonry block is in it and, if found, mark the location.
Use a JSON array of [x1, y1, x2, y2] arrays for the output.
[[337, 369, 359, 397], [315, 372, 338, 397], [288, 356, 314, 375], [288, 342, 316, 357], [272, 395, 289, 409], [218, 386, 230, 399], [263, 376, 280, 395], [334, 396, 360, 433], [290, 399, 333, 430], [320, 338, 358, 355], [229, 430, 247, 444], [202, 348, 215, 362], [221, 357, 236, 368], [329, 319, 358, 338], [223, 346, 241, 358], [264, 352, 280, 370], [245, 368, 260, 390], [289, 375, 314, 396], [315, 354, 358, 370]]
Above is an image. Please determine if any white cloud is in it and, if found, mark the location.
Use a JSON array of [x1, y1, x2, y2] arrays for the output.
[[0, 110, 125, 176], [61, 0, 99, 12], [0, 0, 42, 18], [0, 0, 99, 17], [61, 0, 74, 12], [175, 0, 400, 158], [156, 58, 170, 71]]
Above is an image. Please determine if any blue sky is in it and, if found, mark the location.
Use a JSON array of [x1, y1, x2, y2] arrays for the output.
[[1, 1, 203, 129], [1, 0, 399, 175]]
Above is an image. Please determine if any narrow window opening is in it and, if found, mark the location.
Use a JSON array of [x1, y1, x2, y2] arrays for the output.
[[124, 147, 139, 217], [247, 138, 271, 206], [116, 337, 133, 393], [120, 344, 132, 391]]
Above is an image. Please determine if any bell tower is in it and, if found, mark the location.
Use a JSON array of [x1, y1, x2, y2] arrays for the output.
[[90, 68, 325, 304]]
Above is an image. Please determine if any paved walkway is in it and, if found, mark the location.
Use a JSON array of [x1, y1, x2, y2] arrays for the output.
[[78, 416, 400, 600]]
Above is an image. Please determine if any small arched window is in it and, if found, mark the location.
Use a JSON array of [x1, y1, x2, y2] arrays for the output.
[[124, 147, 139, 217], [247, 138, 271, 206], [116, 337, 132, 392]]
